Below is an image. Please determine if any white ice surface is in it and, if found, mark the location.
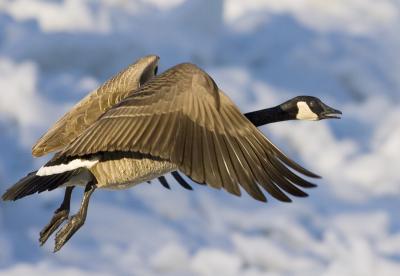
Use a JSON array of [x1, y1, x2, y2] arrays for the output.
[[0, 0, 400, 275]]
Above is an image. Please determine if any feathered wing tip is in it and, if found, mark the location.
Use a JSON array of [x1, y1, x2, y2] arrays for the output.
[[2, 171, 75, 201], [2, 171, 36, 201]]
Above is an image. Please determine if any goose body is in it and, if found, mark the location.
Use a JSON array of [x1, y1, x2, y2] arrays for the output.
[[2, 55, 341, 252], [90, 152, 175, 190]]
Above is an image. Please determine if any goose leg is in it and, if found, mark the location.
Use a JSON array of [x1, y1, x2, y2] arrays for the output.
[[39, 186, 75, 246], [54, 182, 96, 252]]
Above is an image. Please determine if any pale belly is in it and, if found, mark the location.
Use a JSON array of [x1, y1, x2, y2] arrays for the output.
[[62, 170, 94, 188], [89, 152, 177, 190]]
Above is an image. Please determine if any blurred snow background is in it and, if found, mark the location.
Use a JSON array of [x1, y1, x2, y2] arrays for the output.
[[0, 0, 400, 275]]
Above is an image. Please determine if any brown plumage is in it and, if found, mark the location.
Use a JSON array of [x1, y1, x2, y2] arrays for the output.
[[2, 56, 321, 252]]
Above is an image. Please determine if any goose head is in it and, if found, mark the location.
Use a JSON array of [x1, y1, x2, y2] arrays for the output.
[[280, 96, 342, 121]]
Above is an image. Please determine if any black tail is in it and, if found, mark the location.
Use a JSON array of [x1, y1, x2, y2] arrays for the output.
[[2, 170, 77, 201]]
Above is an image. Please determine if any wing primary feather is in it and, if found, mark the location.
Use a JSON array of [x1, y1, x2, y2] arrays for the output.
[[255, 132, 321, 178], [206, 101, 239, 193], [181, 87, 194, 172], [158, 176, 171, 189], [200, 101, 222, 189], [268, 157, 317, 188], [151, 85, 180, 155], [219, 107, 265, 200], [189, 95, 205, 183], [245, 130, 309, 197], [262, 155, 308, 197], [171, 112, 187, 165], [238, 136, 292, 202], [201, 126, 222, 189], [171, 171, 193, 190], [238, 136, 290, 201], [190, 124, 205, 183], [182, 117, 195, 177], [212, 131, 240, 196], [223, 135, 266, 202], [170, 81, 188, 160]]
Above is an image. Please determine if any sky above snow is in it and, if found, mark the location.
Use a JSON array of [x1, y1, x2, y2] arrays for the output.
[[0, 0, 400, 275]]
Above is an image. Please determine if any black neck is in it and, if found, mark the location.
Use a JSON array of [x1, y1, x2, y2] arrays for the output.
[[244, 105, 293, 127]]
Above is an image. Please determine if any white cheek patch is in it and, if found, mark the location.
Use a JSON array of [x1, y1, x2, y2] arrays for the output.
[[37, 158, 99, 176], [296, 102, 318, 121]]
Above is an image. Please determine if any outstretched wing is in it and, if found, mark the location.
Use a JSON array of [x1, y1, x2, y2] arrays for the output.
[[60, 63, 318, 202], [32, 55, 159, 157]]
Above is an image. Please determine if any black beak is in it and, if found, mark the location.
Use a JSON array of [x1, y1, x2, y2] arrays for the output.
[[320, 104, 342, 119]]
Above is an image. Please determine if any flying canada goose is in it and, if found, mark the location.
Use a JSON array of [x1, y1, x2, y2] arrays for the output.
[[1, 55, 342, 252]]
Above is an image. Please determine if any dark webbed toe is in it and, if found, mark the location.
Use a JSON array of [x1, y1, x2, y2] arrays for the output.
[[53, 214, 85, 252], [39, 209, 69, 246]]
